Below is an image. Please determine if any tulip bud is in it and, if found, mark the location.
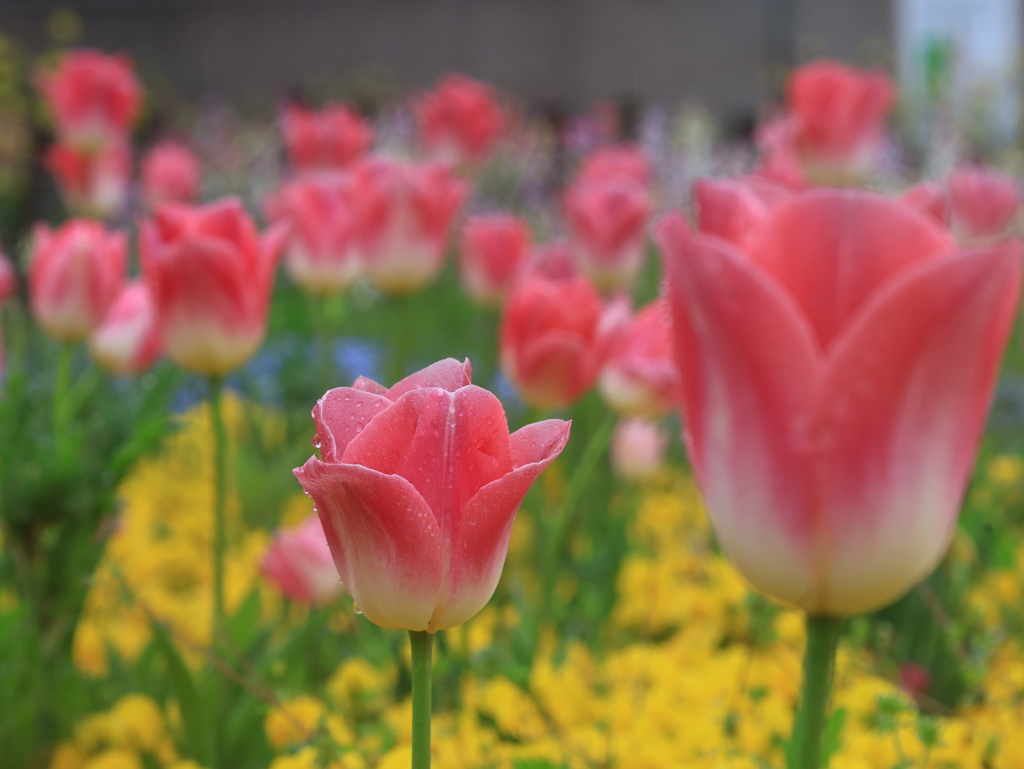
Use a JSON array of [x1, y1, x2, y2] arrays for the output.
[[141, 140, 201, 209], [694, 176, 794, 252], [261, 515, 343, 606], [294, 358, 570, 631], [948, 165, 1022, 246], [280, 102, 373, 175], [599, 300, 679, 418], [459, 214, 531, 305], [900, 182, 949, 226], [141, 197, 286, 376], [29, 219, 127, 342], [350, 158, 466, 295], [89, 281, 163, 376], [45, 140, 131, 220], [416, 74, 504, 167], [610, 418, 668, 483], [576, 144, 652, 187]]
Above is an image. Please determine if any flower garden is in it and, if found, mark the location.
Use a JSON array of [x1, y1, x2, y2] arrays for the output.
[[1, 20, 1024, 769]]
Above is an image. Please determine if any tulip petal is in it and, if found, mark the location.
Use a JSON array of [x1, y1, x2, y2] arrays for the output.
[[432, 418, 571, 629], [807, 242, 1023, 614], [294, 459, 442, 630], [313, 387, 394, 463], [658, 214, 824, 607], [386, 357, 472, 399], [748, 189, 954, 349], [351, 376, 388, 396]]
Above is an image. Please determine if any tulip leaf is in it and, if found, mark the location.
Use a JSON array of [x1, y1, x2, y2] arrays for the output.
[[150, 620, 211, 764]]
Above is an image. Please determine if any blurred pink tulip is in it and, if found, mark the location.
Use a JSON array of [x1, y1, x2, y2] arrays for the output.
[[89, 281, 163, 376], [141, 140, 201, 209], [350, 157, 466, 295], [610, 418, 669, 483], [577, 145, 652, 186], [38, 49, 141, 150], [261, 515, 343, 606], [294, 358, 570, 630], [599, 300, 679, 418], [660, 189, 1020, 615], [141, 197, 286, 375], [267, 175, 359, 296], [563, 176, 652, 291], [948, 165, 1022, 245], [500, 269, 627, 410], [901, 181, 949, 226], [417, 74, 504, 166], [29, 219, 126, 342], [281, 102, 372, 175], [0, 250, 18, 303], [459, 214, 531, 305], [45, 140, 131, 220], [695, 176, 794, 252]]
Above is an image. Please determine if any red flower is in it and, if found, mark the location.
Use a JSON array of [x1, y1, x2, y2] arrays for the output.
[[261, 515, 343, 606], [29, 219, 127, 342], [45, 140, 131, 220], [417, 75, 504, 166], [694, 176, 794, 252], [141, 197, 286, 375], [294, 359, 570, 631], [89, 280, 163, 376], [0, 250, 18, 304], [610, 418, 668, 483], [948, 164, 1022, 245], [280, 103, 373, 175], [901, 182, 949, 226], [459, 214, 531, 305], [659, 189, 1021, 615], [576, 145, 652, 187], [141, 140, 201, 209], [599, 299, 679, 418]]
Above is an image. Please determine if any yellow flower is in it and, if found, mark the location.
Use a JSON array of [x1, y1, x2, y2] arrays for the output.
[[81, 750, 142, 769], [49, 744, 86, 769]]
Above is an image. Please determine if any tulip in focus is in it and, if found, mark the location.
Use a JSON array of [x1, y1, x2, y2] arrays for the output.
[[141, 197, 286, 375], [459, 214, 531, 305], [261, 515, 343, 606], [599, 300, 679, 418], [659, 189, 1021, 616], [89, 281, 163, 376], [417, 74, 504, 166], [350, 158, 466, 295], [610, 418, 668, 483], [46, 140, 131, 219], [694, 176, 794, 253], [901, 181, 949, 226], [948, 164, 1022, 245], [294, 358, 570, 631], [267, 175, 359, 296], [141, 140, 201, 209], [563, 176, 652, 291], [30, 219, 127, 342], [500, 269, 627, 410], [38, 49, 142, 150], [280, 102, 373, 175], [577, 144, 652, 186]]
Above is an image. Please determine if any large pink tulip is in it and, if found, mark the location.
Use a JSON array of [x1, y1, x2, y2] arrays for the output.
[[563, 176, 652, 291], [280, 103, 372, 175], [350, 158, 466, 295], [140, 197, 286, 375], [261, 515, 342, 606], [29, 219, 127, 342], [948, 164, 1022, 245], [45, 140, 131, 220], [141, 140, 201, 209], [694, 176, 794, 252], [267, 175, 359, 296], [294, 359, 570, 631], [659, 189, 1021, 616], [598, 299, 679, 418], [89, 281, 163, 376], [416, 75, 504, 166], [500, 269, 626, 410], [458, 214, 531, 305], [39, 49, 141, 150]]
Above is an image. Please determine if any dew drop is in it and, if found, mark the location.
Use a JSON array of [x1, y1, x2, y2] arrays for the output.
[[469, 517, 478, 526], [314, 441, 322, 449], [353, 603, 362, 615]]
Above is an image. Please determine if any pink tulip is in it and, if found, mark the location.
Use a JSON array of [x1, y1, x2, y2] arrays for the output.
[[695, 176, 794, 252], [500, 269, 627, 410], [0, 250, 18, 303], [577, 145, 652, 186], [261, 515, 342, 606], [753, 116, 807, 190], [563, 176, 652, 291], [267, 175, 359, 296], [948, 165, 1022, 245], [610, 418, 669, 483], [459, 214, 531, 305], [659, 189, 1021, 615], [294, 358, 570, 631], [417, 74, 504, 166], [45, 140, 131, 220], [141, 140, 201, 209], [350, 157, 466, 295], [140, 197, 286, 375], [530, 240, 577, 280], [89, 281, 163, 376], [901, 182, 949, 226], [280, 102, 373, 175], [38, 49, 142, 150], [29, 219, 127, 342], [599, 300, 679, 418]]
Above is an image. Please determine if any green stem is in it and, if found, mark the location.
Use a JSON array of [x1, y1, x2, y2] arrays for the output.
[[389, 295, 410, 385], [53, 342, 74, 458], [791, 614, 843, 769], [409, 630, 434, 769], [209, 376, 228, 627]]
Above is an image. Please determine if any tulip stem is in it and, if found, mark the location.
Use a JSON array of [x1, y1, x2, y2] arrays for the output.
[[409, 630, 433, 769], [791, 614, 843, 769], [209, 376, 228, 626], [53, 342, 73, 458]]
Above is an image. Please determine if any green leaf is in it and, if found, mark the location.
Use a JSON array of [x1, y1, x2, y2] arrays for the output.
[[150, 620, 211, 764]]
